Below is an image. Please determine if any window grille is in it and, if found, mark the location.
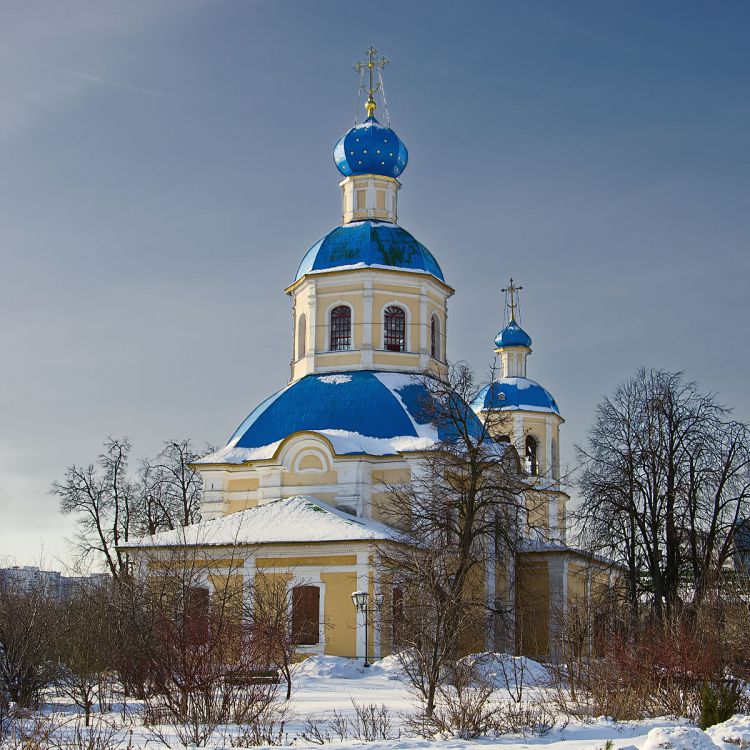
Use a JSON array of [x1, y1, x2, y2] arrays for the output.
[[330, 306, 352, 351], [384, 306, 405, 352]]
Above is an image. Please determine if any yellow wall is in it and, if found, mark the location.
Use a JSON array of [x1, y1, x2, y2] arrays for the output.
[[227, 478, 259, 492], [321, 571, 357, 657], [227, 498, 257, 514], [516, 560, 549, 657], [256, 555, 357, 568], [282, 469, 338, 486]]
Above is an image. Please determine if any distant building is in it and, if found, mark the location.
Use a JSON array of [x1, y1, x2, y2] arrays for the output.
[[734, 520, 750, 575], [0, 566, 108, 597]]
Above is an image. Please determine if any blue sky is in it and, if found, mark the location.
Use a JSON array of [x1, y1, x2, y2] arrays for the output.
[[1, 1, 748, 567]]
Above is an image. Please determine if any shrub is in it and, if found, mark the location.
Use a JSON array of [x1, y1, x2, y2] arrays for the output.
[[699, 679, 748, 730]]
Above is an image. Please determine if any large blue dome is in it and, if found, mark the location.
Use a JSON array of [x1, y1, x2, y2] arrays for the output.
[[471, 377, 560, 416], [495, 320, 532, 349], [333, 116, 408, 178], [295, 220, 444, 282], [212, 371, 484, 461]]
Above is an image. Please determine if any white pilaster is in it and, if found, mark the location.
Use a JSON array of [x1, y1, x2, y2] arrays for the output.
[[306, 285, 317, 373], [418, 282, 428, 369], [362, 279, 374, 367], [340, 175, 400, 224], [355, 552, 369, 660]]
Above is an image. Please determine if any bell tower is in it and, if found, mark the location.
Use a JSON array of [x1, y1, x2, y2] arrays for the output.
[[286, 47, 452, 383]]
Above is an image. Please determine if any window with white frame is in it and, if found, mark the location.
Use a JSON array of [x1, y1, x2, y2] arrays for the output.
[[384, 306, 406, 352], [330, 305, 352, 351]]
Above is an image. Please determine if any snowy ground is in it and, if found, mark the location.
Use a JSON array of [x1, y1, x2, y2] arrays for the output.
[[11, 655, 750, 749]]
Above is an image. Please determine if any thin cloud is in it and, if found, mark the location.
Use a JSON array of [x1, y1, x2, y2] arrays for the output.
[[50, 66, 163, 96]]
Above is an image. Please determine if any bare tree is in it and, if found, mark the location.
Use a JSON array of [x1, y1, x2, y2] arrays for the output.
[[136, 440, 203, 534], [376, 362, 532, 717], [57, 579, 117, 726], [52, 437, 135, 579], [53, 437, 205, 577], [122, 545, 278, 747], [247, 574, 299, 701], [576, 367, 750, 620], [0, 577, 61, 710]]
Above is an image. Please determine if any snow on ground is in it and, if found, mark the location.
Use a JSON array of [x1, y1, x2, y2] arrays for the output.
[[12, 655, 746, 750]]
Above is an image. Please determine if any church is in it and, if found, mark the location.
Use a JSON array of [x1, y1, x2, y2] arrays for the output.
[[124, 49, 610, 663]]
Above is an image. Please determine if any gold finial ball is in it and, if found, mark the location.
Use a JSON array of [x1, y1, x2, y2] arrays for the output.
[[365, 98, 377, 117]]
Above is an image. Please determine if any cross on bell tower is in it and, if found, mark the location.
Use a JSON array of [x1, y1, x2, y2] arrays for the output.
[[354, 46, 389, 119], [501, 278, 523, 323]]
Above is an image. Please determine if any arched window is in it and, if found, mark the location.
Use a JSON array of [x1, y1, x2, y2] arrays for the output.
[[291, 585, 320, 645], [525, 435, 538, 476], [431, 315, 440, 359], [496, 434, 511, 444], [330, 305, 351, 351], [297, 314, 306, 360], [384, 306, 406, 352]]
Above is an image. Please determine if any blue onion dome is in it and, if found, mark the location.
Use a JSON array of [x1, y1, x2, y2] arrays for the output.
[[471, 377, 560, 416], [295, 220, 444, 282], [333, 116, 408, 178], [494, 319, 532, 349], [198, 371, 485, 463]]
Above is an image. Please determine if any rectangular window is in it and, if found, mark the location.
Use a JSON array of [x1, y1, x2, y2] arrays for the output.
[[376, 190, 386, 211], [292, 585, 320, 645], [184, 585, 210, 645], [356, 190, 366, 209]]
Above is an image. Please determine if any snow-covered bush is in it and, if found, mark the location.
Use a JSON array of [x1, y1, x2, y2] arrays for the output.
[[705, 713, 750, 748], [641, 725, 719, 750]]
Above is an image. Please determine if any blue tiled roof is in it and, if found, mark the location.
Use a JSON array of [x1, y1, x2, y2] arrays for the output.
[[333, 116, 408, 178], [471, 377, 560, 416], [227, 371, 483, 453], [495, 320, 532, 349], [295, 220, 444, 282]]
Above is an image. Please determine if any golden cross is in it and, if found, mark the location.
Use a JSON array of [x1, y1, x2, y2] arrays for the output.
[[501, 278, 523, 322], [354, 46, 389, 118]]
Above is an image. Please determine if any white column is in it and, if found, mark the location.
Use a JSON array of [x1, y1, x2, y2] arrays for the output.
[[418, 283, 428, 368], [362, 279, 374, 367], [242, 554, 256, 618], [365, 178, 375, 219], [547, 558, 568, 662], [307, 285, 317, 372], [486, 546, 496, 651], [513, 413, 524, 455], [373, 561, 382, 659], [355, 552, 369, 660]]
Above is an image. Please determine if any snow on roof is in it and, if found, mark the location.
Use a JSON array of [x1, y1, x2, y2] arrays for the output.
[[196, 371, 481, 466], [121, 496, 398, 549], [471, 377, 560, 416]]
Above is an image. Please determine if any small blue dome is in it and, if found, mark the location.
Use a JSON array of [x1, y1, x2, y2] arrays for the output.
[[495, 320, 532, 349], [227, 371, 483, 454], [295, 220, 444, 282], [333, 116, 408, 178], [471, 377, 560, 416]]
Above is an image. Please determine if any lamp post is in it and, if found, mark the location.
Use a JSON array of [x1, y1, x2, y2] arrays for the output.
[[351, 590, 371, 667]]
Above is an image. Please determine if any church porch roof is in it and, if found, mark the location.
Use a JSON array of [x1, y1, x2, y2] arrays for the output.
[[120, 496, 397, 550]]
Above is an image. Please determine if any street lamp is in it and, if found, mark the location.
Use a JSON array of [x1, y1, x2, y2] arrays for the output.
[[351, 590, 370, 667]]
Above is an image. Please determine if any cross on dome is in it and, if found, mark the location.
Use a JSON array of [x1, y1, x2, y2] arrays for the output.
[[334, 46, 407, 180], [501, 278, 523, 323], [354, 46, 389, 120]]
